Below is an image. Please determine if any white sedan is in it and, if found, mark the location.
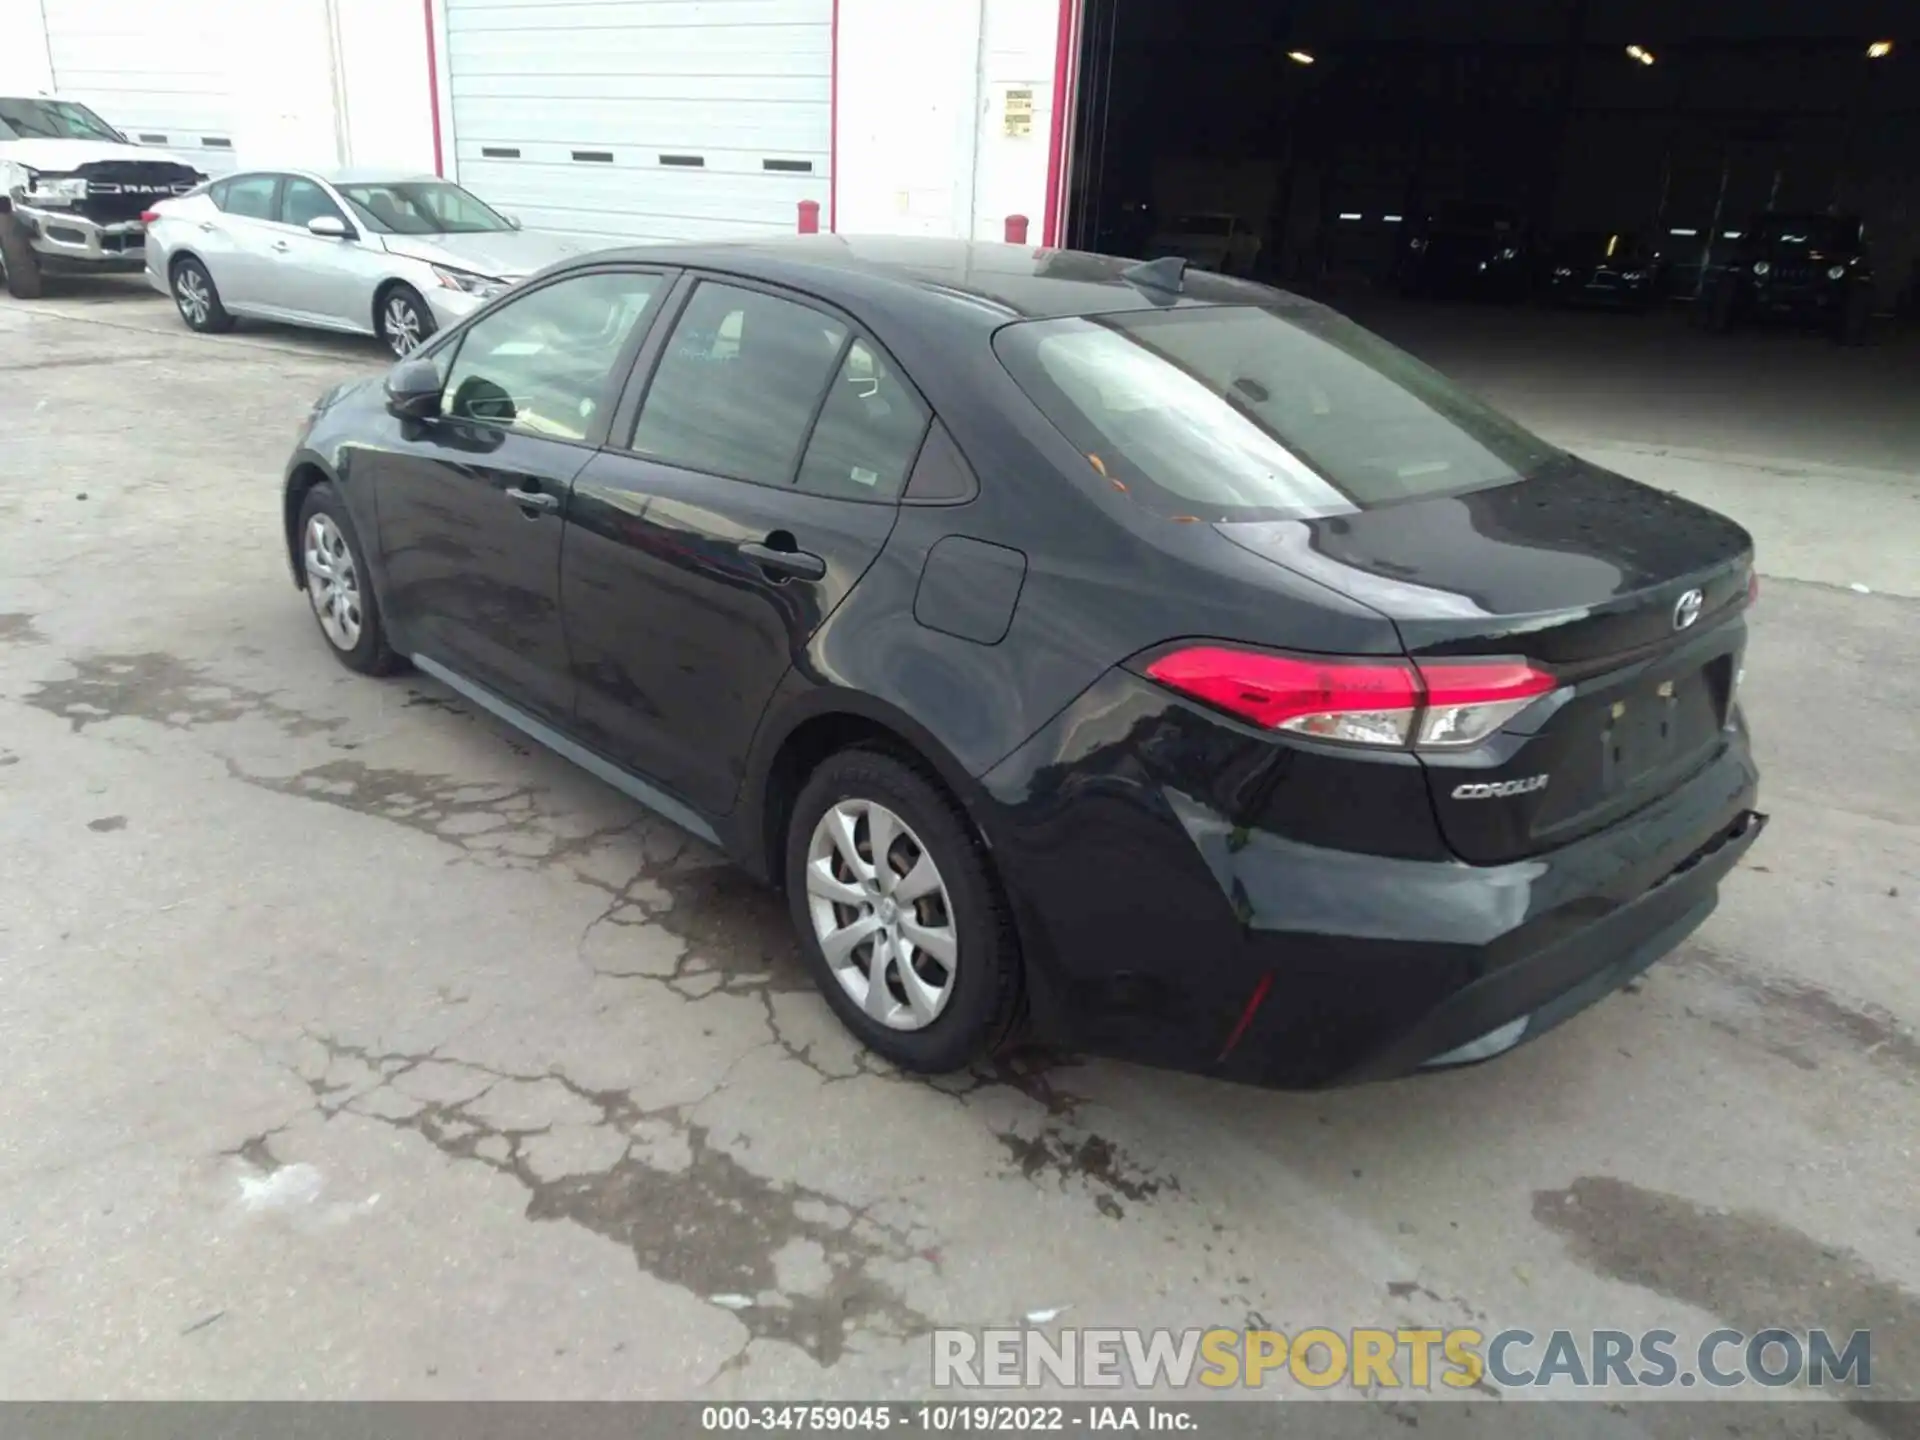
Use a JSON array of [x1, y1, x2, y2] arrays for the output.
[[144, 168, 593, 356]]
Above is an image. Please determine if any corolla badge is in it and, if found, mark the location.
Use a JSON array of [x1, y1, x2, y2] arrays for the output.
[[1453, 775, 1549, 800], [1673, 587, 1705, 631]]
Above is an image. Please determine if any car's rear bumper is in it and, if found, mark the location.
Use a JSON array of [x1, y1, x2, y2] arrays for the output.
[[980, 670, 1762, 1089]]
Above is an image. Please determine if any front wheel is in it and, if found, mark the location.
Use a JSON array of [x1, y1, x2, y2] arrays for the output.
[[377, 284, 435, 358], [296, 484, 402, 675], [171, 256, 234, 333], [785, 750, 1023, 1073], [1, 213, 45, 299]]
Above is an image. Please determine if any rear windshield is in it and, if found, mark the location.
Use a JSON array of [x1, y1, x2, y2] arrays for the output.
[[993, 303, 1564, 523]]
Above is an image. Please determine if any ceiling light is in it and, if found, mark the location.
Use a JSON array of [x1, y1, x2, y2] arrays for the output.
[[1287, 50, 1315, 65], [1626, 44, 1655, 65], [1867, 40, 1892, 59]]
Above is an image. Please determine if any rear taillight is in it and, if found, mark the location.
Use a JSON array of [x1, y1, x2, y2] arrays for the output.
[[1144, 646, 1555, 751], [1746, 571, 1759, 608]]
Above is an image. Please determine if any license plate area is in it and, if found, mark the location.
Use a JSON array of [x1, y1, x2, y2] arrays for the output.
[[1602, 676, 1703, 788]]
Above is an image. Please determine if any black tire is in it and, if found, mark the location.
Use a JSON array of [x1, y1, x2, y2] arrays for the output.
[[295, 483, 402, 676], [784, 749, 1023, 1073], [376, 283, 435, 358], [1, 213, 45, 299], [1704, 276, 1736, 333], [169, 255, 234, 333], [1837, 287, 1871, 346]]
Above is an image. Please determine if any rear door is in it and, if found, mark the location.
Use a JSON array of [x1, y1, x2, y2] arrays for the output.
[[561, 275, 924, 815], [195, 171, 282, 309]]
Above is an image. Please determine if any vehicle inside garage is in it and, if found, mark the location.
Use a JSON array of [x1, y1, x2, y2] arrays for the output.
[[1062, 0, 1915, 333]]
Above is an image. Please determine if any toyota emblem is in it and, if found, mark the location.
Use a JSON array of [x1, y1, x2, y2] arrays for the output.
[[1673, 588, 1705, 631]]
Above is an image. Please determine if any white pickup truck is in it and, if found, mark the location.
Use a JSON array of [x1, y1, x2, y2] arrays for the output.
[[1, 95, 205, 299]]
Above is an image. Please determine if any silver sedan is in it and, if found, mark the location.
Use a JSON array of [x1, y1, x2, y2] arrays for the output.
[[144, 167, 594, 356]]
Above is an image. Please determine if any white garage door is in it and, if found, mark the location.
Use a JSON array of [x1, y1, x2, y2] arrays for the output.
[[41, 0, 239, 174], [444, 0, 832, 244]]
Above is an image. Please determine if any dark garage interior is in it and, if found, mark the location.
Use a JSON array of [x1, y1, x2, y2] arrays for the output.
[[1063, 0, 1917, 329]]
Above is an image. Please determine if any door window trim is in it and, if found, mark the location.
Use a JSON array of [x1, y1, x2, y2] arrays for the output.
[[272, 175, 354, 235], [429, 263, 681, 453], [605, 269, 936, 506]]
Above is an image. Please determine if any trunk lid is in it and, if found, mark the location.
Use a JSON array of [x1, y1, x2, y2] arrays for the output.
[[1217, 459, 1754, 864]]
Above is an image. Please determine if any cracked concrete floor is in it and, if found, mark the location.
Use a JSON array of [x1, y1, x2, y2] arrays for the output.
[[2, 286, 1917, 1408]]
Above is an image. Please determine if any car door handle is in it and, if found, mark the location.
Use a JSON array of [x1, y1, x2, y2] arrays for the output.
[[271, 240, 291, 252], [504, 486, 559, 514], [740, 540, 826, 582], [198, 222, 217, 233]]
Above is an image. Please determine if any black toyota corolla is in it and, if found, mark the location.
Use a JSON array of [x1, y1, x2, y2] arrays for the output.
[[282, 236, 1764, 1088]]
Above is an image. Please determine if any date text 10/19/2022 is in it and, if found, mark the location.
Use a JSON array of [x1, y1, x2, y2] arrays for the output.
[[700, 1406, 1194, 1432]]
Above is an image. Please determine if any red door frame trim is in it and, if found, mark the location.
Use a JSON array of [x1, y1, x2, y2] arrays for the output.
[[829, 0, 840, 230], [423, 0, 446, 176], [1040, 0, 1081, 246]]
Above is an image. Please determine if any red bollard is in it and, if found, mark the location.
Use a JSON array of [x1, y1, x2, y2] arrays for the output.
[[797, 200, 821, 234], [1005, 214, 1030, 244]]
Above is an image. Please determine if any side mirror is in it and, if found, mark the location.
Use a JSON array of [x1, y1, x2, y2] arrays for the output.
[[503, 213, 523, 230], [385, 358, 442, 420], [308, 215, 354, 240]]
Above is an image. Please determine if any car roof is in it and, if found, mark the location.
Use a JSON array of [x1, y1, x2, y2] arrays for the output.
[[216, 165, 440, 186], [554, 234, 1283, 325]]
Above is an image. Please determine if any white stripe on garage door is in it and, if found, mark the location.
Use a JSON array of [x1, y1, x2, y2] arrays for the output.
[[40, 0, 239, 173], [443, 0, 832, 244]]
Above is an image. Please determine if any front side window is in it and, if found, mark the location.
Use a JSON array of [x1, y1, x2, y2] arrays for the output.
[[214, 174, 279, 221], [442, 271, 664, 441], [0, 98, 124, 143], [280, 178, 346, 229], [337, 180, 511, 236], [995, 303, 1565, 523], [795, 339, 931, 501], [631, 282, 850, 488]]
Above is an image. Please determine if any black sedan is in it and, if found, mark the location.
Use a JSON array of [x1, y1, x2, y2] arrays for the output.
[[282, 237, 1764, 1088]]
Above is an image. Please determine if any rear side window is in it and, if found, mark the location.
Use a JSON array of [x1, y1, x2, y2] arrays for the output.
[[213, 174, 278, 220], [795, 339, 930, 501], [993, 304, 1564, 523], [631, 282, 848, 488]]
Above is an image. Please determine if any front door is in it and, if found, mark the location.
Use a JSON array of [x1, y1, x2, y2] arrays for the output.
[[272, 176, 378, 330], [563, 277, 929, 815], [369, 266, 672, 721]]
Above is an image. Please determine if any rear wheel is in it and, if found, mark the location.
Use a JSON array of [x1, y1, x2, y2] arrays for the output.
[[1837, 286, 1871, 346], [377, 284, 434, 358], [1703, 276, 1736, 332], [784, 749, 1022, 1073], [171, 256, 234, 333], [0, 213, 45, 299]]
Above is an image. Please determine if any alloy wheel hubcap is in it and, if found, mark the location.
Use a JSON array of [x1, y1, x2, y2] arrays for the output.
[[304, 514, 362, 650], [806, 799, 958, 1031], [176, 269, 210, 325], [385, 298, 422, 355]]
